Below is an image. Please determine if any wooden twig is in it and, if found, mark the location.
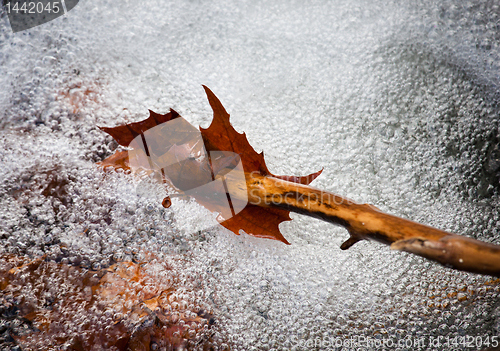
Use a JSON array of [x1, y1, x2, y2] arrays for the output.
[[223, 171, 500, 277]]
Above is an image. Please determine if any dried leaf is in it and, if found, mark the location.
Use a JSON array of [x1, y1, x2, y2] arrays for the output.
[[99, 86, 322, 244]]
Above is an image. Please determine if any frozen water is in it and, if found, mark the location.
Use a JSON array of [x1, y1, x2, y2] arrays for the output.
[[1, 0, 500, 350]]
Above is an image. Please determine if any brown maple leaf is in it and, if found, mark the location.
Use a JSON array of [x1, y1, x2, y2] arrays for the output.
[[99, 86, 322, 245]]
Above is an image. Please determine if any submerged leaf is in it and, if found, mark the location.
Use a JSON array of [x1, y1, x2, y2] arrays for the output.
[[0, 254, 218, 350]]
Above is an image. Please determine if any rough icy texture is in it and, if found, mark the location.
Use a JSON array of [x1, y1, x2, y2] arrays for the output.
[[1, 0, 500, 349]]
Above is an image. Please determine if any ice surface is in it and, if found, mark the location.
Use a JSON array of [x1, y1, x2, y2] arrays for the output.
[[1, 0, 500, 349]]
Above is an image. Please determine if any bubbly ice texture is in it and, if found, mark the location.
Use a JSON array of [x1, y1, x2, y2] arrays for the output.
[[1, 0, 500, 349]]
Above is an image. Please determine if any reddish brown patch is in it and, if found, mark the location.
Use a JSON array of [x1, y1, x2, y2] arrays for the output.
[[99, 109, 180, 148], [1, 254, 219, 350], [162, 196, 172, 208]]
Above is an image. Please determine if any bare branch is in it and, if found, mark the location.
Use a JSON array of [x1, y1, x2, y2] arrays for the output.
[[225, 172, 500, 277]]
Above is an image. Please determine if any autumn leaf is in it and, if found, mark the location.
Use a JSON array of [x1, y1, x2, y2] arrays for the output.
[[99, 86, 322, 245]]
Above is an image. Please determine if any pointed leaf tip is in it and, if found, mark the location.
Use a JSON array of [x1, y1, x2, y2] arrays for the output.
[[274, 168, 323, 185], [202, 85, 231, 121]]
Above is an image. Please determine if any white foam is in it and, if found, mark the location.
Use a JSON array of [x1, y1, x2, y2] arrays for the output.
[[1, 0, 499, 349]]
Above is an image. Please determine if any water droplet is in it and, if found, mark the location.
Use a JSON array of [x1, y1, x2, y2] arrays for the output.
[[145, 203, 155, 213], [112, 251, 123, 261]]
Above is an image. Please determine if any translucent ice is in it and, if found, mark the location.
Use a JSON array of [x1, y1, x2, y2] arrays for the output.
[[1, 0, 499, 350]]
